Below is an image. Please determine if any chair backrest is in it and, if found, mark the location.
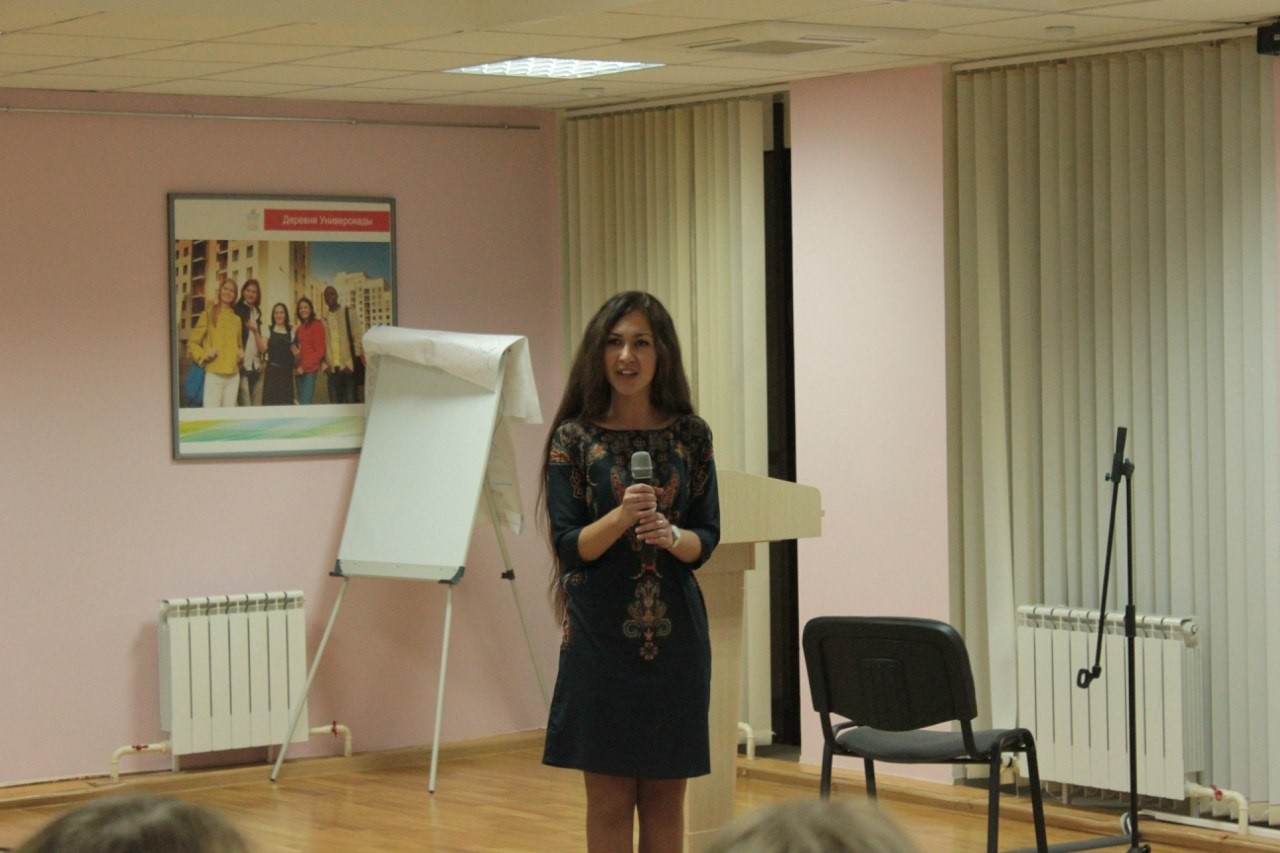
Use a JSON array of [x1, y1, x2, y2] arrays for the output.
[[802, 616, 980, 732]]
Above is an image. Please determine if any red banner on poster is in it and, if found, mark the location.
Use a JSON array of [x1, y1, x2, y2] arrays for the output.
[[264, 208, 391, 233]]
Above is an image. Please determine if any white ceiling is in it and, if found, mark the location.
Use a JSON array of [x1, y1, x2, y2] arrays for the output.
[[1, 1, 1278, 112]]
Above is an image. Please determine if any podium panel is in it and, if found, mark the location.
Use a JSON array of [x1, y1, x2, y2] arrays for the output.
[[684, 471, 822, 852]]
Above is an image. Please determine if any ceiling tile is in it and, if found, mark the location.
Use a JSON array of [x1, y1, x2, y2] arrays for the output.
[[124, 78, 317, 97], [799, 2, 1039, 29], [415, 89, 584, 107], [1085, 0, 1280, 22], [26, 12, 271, 40], [351, 70, 545, 91], [501, 11, 729, 39], [619, 62, 799, 84], [0, 7, 93, 30], [947, 10, 1184, 39], [206, 65, 409, 87], [274, 85, 428, 102], [889, 32, 1033, 58], [0, 54, 80, 73], [0, 71, 165, 91], [37, 57, 254, 78], [220, 21, 454, 47], [300, 47, 511, 73], [130, 42, 347, 63], [395, 29, 616, 54], [617, 0, 879, 20], [0, 32, 180, 57]]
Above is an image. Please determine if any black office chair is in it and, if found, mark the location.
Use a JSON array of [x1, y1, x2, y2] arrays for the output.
[[802, 616, 1048, 853]]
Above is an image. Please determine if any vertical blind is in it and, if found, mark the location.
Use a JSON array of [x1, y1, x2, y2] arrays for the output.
[[562, 100, 768, 475], [953, 39, 1280, 815], [562, 99, 774, 732]]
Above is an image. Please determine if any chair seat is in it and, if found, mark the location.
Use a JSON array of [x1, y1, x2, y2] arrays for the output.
[[835, 725, 1032, 764]]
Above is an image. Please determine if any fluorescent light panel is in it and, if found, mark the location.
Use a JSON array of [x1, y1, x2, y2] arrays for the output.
[[445, 56, 662, 79]]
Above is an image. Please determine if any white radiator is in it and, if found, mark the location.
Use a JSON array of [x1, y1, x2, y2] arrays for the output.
[[159, 591, 309, 757], [1015, 604, 1204, 800]]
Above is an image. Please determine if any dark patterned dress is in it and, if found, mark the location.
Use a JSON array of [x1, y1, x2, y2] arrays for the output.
[[542, 415, 720, 779], [262, 328, 296, 406]]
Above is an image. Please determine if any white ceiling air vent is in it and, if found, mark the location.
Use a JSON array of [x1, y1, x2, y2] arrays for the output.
[[626, 21, 933, 57]]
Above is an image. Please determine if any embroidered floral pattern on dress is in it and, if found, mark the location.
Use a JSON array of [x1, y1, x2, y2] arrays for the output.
[[623, 575, 672, 661]]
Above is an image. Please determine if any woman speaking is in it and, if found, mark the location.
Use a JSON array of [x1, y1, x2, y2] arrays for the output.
[[541, 290, 720, 853]]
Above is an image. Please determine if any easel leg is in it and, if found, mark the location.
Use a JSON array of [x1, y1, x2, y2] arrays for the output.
[[483, 485, 550, 709], [271, 576, 349, 782], [429, 584, 454, 793], [504, 574, 550, 709]]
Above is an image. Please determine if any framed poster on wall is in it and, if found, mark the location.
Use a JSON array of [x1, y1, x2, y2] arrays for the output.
[[169, 193, 396, 459]]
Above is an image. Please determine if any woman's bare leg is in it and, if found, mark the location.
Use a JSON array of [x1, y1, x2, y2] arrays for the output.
[[636, 777, 687, 853], [584, 772, 639, 853]]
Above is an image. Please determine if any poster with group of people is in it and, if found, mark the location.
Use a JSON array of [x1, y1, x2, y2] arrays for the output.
[[169, 194, 396, 459]]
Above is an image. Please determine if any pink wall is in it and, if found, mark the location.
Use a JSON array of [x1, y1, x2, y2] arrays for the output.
[[790, 66, 952, 778], [0, 90, 564, 785]]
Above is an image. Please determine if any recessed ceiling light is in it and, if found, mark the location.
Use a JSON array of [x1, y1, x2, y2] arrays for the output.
[[445, 57, 662, 79]]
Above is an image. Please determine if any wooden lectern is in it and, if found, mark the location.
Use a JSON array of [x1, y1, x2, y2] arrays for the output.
[[685, 469, 823, 852]]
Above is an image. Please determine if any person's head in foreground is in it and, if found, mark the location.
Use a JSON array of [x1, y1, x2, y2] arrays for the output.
[[14, 793, 249, 853], [706, 798, 920, 853]]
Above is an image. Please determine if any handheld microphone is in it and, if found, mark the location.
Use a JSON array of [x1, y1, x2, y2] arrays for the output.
[[630, 450, 653, 484], [630, 451, 656, 569]]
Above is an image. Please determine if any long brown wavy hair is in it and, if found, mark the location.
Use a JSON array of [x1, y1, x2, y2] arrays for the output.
[[539, 290, 695, 624]]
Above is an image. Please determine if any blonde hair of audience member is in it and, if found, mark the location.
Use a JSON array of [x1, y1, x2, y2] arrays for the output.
[[13, 793, 249, 853], [705, 799, 919, 853]]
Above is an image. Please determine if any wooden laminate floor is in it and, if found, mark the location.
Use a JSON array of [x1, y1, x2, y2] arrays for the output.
[[0, 739, 1275, 853]]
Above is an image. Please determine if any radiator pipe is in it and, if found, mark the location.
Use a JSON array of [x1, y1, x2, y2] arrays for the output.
[[310, 722, 353, 757], [737, 722, 756, 760], [109, 741, 170, 782], [110, 725, 350, 784], [1180, 781, 1251, 835]]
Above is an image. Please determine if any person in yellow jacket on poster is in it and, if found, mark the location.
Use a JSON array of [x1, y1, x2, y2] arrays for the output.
[[187, 277, 244, 408]]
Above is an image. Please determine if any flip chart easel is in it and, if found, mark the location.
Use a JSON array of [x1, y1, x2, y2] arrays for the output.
[[270, 327, 545, 791]]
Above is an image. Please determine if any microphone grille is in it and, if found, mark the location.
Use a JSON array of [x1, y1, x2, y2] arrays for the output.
[[630, 450, 653, 481]]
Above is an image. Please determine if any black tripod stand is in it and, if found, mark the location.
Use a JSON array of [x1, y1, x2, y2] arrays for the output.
[[1068, 426, 1149, 853], [1011, 428, 1149, 853]]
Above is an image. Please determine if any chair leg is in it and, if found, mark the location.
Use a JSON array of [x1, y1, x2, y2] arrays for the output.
[[1022, 738, 1049, 853], [986, 751, 1002, 853], [820, 741, 833, 800], [864, 759, 877, 800]]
